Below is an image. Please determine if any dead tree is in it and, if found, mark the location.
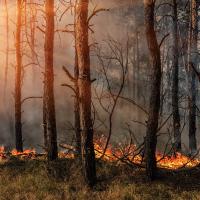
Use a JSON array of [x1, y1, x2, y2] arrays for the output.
[[94, 39, 129, 159], [75, 0, 96, 187], [74, 49, 81, 158], [188, 0, 198, 155], [171, 0, 181, 152], [44, 0, 58, 161], [144, 0, 162, 181], [15, 0, 23, 152]]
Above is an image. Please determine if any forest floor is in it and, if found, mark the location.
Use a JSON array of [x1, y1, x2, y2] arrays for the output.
[[0, 158, 200, 200]]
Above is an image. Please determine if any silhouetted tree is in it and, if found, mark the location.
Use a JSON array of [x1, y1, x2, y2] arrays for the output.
[[44, 0, 58, 161], [15, 0, 23, 152], [171, 0, 181, 152], [144, 0, 162, 181], [188, 0, 198, 154], [75, 0, 96, 187]]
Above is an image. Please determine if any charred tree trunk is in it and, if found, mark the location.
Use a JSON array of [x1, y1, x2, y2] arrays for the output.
[[188, 0, 198, 155], [74, 49, 81, 158], [144, 0, 161, 181], [75, 0, 96, 187], [15, 0, 23, 152], [171, 0, 181, 152], [44, 0, 58, 161], [73, 9, 81, 159]]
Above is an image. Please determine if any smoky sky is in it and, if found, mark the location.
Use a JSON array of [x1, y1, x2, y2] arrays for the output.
[[0, 0, 196, 153]]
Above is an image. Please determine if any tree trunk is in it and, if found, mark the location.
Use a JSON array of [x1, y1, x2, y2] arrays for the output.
[[44, 0, 58, 161], [144, 0, 162, 181], [15, 0, 23, 152], [136, 30, 140, 100], [171, 0, 181, 152], [188, 0, 198, 155], [75, 0, 96, 187], [74, 49, 81, 158], [30, 0, 37, 83], [4, 0, 9, 100]]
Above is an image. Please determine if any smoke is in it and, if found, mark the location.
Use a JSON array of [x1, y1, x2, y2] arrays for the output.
[[0, 0, 195, 154]]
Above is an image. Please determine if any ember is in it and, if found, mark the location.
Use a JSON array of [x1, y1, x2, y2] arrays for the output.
[[0, 139, 199, 170], [11, 149, 36, 159], [0, 146, 6, 160]]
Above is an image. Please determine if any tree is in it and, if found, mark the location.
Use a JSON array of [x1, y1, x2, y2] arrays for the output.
[[188, 0, 198, 155], [4, 0, 9, 100], [44, 0, 58, 161], [75, 0, 96, 187], [144, 0, 162, 181], [171, 0, 181, 152], [15, 0, 23, 152], [74, 50, 81, 158]]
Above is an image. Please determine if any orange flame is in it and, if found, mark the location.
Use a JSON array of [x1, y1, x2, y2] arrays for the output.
[[93, 136, 200, 169], [0, 146, 6, 160], [11, 149, 36, 159], [0, 136, 199, 170]]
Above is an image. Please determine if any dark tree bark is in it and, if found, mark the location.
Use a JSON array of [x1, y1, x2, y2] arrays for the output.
[[171, 0, 181, 152], [73, 9, 81, 159], [75, 0, 96, 187], [44, 0, 58, 161], [15, 0, 23, 152], [144, 0, 162, 181], [188, 0, 198, 154], [74, 49, 81, 158]]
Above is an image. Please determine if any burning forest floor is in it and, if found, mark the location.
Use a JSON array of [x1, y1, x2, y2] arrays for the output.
[[0, 156, 200, 200]]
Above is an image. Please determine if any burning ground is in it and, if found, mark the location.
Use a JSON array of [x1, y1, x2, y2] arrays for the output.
[[0, 138, 200, 199], [0, 135, 200, 170]]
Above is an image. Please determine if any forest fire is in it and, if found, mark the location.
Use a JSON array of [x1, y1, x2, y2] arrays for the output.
[[0, 146, 6, 160], [11, 149, 36, 158], [0, 141, 199, 170], [93, 136, 200, 170]]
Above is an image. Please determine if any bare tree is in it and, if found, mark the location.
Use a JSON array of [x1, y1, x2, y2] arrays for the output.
[[171, 0, 181, 152], [188, 0, 198, 155], [44, 0, 58, 161], [144, 0, 162, 181], [75, 0, 96, 187], [4, 0, 9, 100], [15, 0, 23, 152]]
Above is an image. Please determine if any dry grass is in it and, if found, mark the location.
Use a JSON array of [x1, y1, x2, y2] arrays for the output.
[[0, 158, 200, 200]]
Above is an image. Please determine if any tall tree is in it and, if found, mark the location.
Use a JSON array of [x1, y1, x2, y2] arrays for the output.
[[75, 0, 96, 187], [15, 0, 23, 152], [74, 50, 81, 158], [29, 0, 37, 82], [188, 0, 198, 155], [144, 0, 162, 181], [4, 0, 9, 99], [44, 0, 58, 161], [171, 0, 181, 152]]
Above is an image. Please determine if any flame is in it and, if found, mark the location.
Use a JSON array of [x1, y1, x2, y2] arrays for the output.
[[11, 149, 36, 159], [0, 136, 199, 170], [93, 135, 200, 170], [58, 151, 75, 159], [0, 146, 6, 160]]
